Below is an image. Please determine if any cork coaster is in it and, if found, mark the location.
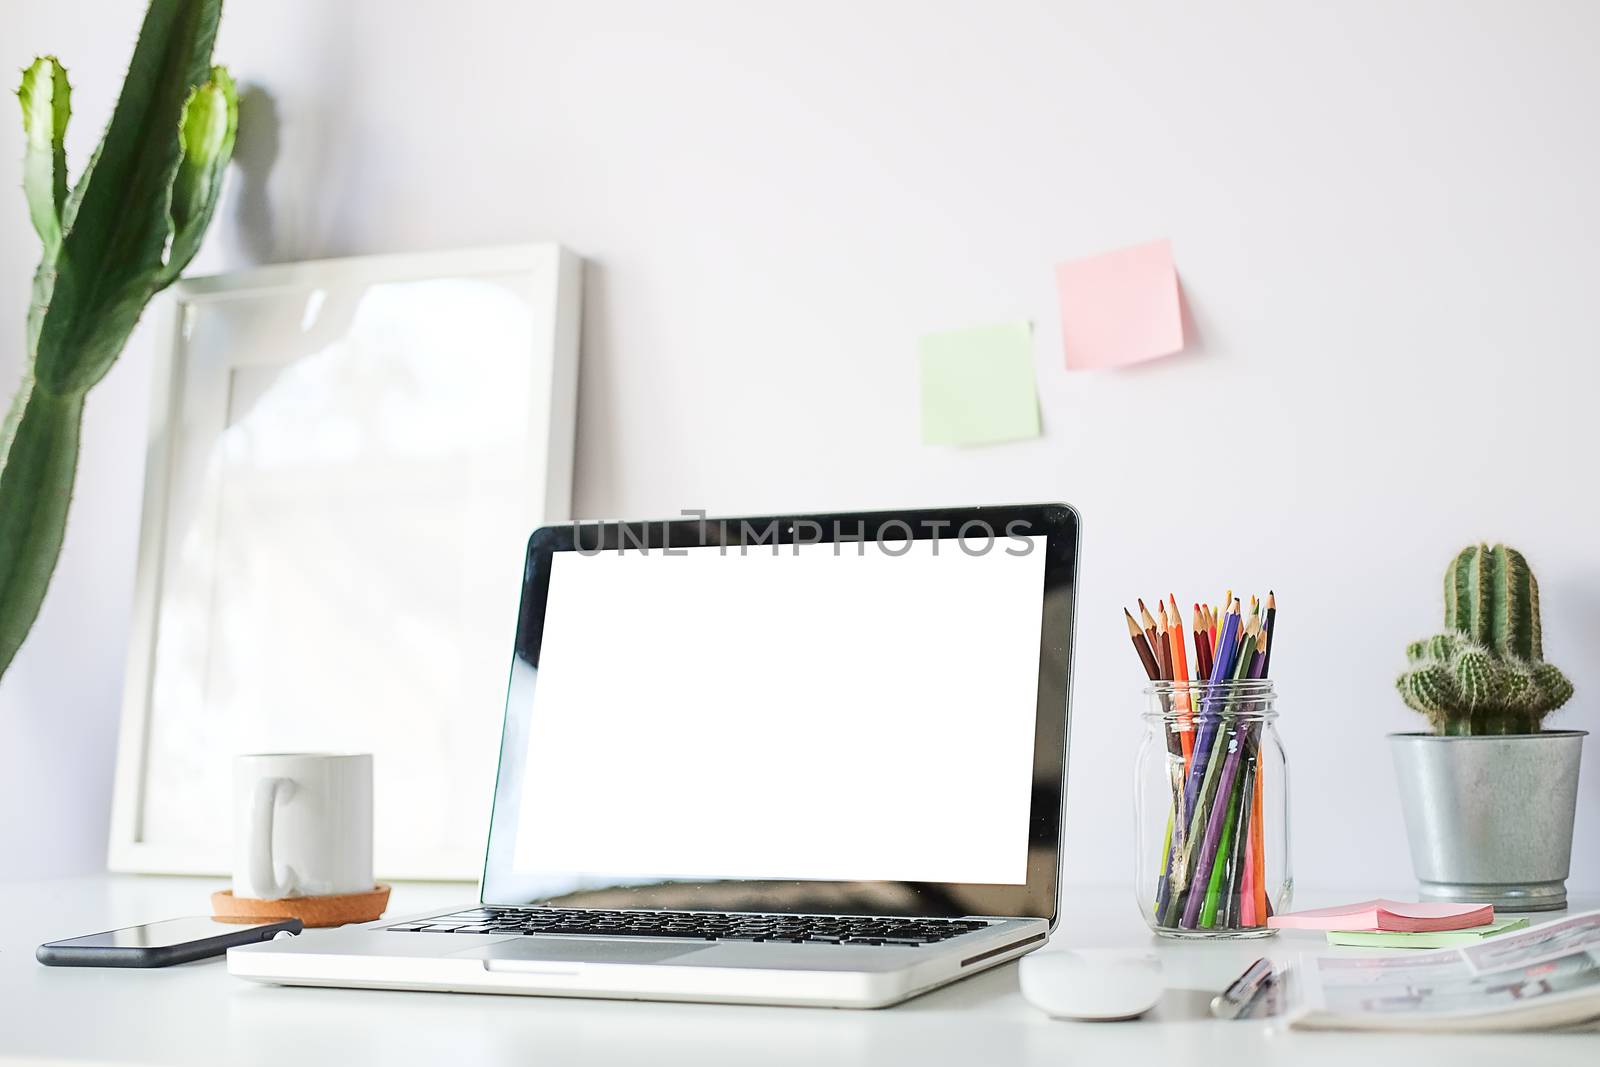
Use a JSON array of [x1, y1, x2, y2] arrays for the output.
[[212, 885, 391, 928]]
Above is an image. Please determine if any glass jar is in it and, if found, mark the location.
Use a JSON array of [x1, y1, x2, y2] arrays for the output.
[[1134, 680, 1291, 938]]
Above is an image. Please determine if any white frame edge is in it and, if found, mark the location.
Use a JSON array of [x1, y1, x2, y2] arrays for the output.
[[107, 244, 582, 878]]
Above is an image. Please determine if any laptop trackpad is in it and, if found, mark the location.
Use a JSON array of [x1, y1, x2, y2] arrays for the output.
[[449, 936, 711, 969]]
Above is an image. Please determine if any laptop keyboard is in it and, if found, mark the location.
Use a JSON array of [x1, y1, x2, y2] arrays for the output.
[[387, 908, 989, 946]]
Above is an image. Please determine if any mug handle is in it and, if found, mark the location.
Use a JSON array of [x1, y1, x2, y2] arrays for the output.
[[249, 777, 297, 898]]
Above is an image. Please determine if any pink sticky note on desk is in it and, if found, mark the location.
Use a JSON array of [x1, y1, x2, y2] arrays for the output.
[[1055, 238, 1184, 369], [1268, 899, 1492, 933]]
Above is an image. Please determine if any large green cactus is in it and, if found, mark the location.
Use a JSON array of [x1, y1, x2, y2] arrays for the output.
[[1398, 545, 1574, 735], [0, 0, 236, 681]]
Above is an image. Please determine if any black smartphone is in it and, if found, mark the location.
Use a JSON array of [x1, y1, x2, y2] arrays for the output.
[[37, 916, 303, 968]]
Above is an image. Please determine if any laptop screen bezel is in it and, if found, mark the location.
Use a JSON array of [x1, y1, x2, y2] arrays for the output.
[[478, 503, 1078, 922]]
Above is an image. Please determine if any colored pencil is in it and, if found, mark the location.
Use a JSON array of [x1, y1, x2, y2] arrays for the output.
[[1248, 602, 1272, 925], [1138, 599, 1160, 659], [1169, 595, 1195, 772], [1125, 609, 1161, 681], [1250, 609, 1269, 924], [1262, 590, 1277, 676], [1147, 603, 1184, 920], [1251, 762, 1267, 921], [1155, 618, 1182, 763], [1192, 604, 1213, 680], [1156, 603, 1174, 682], [1239, 785, 1258, 928]]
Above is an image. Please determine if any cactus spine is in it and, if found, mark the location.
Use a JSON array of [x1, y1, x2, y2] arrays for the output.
[[0, 1, 236, 681], [1398, 545, 1573, 735]]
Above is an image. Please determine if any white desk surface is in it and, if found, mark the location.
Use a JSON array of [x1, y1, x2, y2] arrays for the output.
[[1, 875, 1595, 1067]]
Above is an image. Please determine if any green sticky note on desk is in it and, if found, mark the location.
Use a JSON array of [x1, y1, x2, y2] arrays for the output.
[[1325, 916, 1529, 949], [919, 321, 1041, 446]]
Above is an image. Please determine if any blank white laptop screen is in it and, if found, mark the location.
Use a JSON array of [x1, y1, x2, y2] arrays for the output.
[[511, 537, 1047, 886]]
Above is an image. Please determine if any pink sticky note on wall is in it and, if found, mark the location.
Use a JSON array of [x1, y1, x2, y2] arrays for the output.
[[1055, 239, 1184, 369]]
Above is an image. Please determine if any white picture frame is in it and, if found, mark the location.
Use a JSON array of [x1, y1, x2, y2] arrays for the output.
[[108, 244, 581, 881]]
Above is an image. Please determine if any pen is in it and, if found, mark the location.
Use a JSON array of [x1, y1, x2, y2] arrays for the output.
[[1210, 957, 1275, 1019]]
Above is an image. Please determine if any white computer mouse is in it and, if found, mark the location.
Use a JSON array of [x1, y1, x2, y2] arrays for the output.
[[1019, 949, 1164, 1021]]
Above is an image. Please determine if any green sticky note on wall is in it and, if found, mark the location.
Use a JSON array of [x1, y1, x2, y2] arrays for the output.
[[919, 321, 1041, 446]]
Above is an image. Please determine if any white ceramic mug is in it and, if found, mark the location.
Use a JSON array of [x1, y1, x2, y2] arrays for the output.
[[233, 753, 373, 900]]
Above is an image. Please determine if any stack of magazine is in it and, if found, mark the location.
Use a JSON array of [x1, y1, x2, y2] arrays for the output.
[[1290, 909, 1600, 1031]]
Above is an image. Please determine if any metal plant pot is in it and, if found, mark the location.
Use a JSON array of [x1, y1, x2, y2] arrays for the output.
[[1389, 730, 1586, 911]]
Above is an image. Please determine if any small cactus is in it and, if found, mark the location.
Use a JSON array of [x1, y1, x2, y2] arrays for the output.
[[1398, 544, 1573, 735], [0, 1, 236, 681]]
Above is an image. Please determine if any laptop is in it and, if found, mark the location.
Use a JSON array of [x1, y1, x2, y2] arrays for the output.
[[229, 503, 1079, 1008]]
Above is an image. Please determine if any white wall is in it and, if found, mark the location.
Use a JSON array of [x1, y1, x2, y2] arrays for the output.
[[2, 0, 1597, 892]]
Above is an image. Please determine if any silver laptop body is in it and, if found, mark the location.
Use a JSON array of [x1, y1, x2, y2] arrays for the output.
[[230, 505, 1079, 1008]]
